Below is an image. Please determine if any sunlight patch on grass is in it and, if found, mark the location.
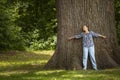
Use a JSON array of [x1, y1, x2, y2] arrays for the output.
[[62, 74, 84, 78], [33, 50, 54, 56], [23, 76, 46, 80], [0, 70, 29, 76], [0, 60, 47, 67], [23, 77, 59, 80], [72, 74, 84, 78], [35, 70, 64, 75]]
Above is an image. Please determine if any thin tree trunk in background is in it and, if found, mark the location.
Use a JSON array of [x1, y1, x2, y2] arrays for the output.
[[45, 0, 120, 70]]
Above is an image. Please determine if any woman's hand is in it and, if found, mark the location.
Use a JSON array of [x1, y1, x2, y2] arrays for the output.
[[68, 36, 74, 40], [99, 35, 106, 39], [102, 35, 106, 39]]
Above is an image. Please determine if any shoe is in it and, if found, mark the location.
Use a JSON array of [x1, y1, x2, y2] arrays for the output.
[[83, 68, 87, 70], [93, 68, 98, 71]]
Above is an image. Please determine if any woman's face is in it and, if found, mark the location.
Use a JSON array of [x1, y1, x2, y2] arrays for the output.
[[83, 26, 88, 31]]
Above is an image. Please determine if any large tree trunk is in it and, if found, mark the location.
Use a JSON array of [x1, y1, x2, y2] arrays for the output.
[[45, 0, 120, 70]]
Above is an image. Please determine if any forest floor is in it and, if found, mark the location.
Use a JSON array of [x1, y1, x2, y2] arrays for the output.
[[0, 50, 120, 80]]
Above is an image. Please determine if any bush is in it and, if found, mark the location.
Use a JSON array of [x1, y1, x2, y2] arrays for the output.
[[29, 35, 57, 50]]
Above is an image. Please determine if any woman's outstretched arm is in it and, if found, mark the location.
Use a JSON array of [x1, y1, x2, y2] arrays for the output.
[[98, 34, 106, 39], [68, 33, 83, 40], [91, 31, 106, 39]]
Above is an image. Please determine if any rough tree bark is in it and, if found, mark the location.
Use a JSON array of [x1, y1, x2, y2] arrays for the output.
[[45, 0, 120, 70]]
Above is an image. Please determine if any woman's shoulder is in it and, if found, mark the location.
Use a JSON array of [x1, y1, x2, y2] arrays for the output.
[[89, 31, 95, 33]]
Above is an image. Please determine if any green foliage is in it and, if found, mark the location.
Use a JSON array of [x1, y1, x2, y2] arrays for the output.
[[14, 0, 57, 50], [24, 29, 57, 50], [0, 1, 25, 50], [29, 35, 57, 50], [115, 0, 120, 44], [0, 0, 56, 50]]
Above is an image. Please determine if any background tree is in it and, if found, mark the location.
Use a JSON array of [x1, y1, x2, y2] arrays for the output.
[[45, 0, 120, 70]]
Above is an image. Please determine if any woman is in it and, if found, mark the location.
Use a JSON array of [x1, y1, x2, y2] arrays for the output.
[[68, 25, 106, 70]]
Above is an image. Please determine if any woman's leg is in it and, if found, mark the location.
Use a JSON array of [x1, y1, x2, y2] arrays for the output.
[[83, 47, 88, 70], [89, 46, 97, 70]]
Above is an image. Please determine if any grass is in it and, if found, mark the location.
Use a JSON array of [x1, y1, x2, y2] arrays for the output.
[[0, 50, 120, 80]]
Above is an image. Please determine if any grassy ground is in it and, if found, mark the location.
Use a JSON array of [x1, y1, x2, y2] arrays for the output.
[[0, 50, 120, 80]]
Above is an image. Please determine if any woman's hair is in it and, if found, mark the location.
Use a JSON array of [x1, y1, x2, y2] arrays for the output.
[[82, 25, 90, 32]]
